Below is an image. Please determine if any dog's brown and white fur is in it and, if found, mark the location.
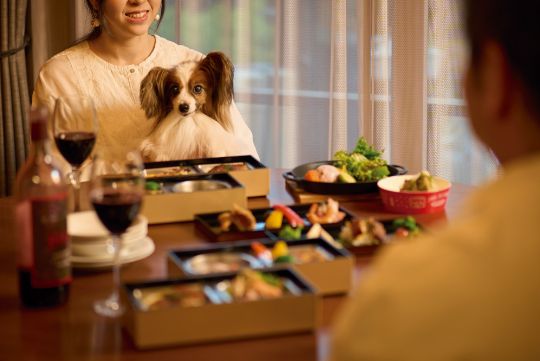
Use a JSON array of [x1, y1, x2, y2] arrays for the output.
[[139, 52, 244, 161]]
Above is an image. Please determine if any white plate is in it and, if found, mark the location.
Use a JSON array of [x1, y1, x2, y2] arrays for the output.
[[68, 211, 147, 242], [71, 231, 148, 257], [71, 237, 155, 270]]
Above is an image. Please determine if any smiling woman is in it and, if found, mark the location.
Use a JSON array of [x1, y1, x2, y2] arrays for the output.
[[31, 0, 259, 177]]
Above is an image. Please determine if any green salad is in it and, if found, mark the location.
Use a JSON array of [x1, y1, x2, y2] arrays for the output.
[[333, 137, 390, 182]]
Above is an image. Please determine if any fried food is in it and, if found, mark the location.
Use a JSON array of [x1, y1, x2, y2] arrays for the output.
[[218, 204, 257, 231]]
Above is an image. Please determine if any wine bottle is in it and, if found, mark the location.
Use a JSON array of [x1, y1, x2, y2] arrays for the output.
[[14, 107, 71, 308]]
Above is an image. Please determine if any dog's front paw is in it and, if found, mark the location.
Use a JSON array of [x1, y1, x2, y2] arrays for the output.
[[140, 140, 159, 162]]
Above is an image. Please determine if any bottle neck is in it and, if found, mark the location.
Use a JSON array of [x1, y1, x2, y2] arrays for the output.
[[29, 137, 53, 163]]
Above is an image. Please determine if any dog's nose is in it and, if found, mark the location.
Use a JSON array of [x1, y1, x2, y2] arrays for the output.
[[179, 103, 190, 114]]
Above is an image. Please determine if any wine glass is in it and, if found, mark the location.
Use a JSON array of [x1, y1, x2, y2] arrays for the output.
[[52, 95, 98, 212], [89, 150, 144, 317]]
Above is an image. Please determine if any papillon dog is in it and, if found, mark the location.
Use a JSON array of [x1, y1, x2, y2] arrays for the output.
[[139, 52, 244, 161]]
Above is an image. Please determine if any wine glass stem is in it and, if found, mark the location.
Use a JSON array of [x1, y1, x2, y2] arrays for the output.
[[110, 234, 122, 306], [70, 167, 81, 212]]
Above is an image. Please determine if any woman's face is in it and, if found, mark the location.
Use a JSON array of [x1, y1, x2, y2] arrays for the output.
[[98, 0, 162, 39]]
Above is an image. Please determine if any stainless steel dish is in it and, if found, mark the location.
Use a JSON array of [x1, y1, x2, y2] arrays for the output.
[[172, 179, 232, 193]]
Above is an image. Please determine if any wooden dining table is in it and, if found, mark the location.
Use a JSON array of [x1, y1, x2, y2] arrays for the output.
[[0, 169, 473, 360]]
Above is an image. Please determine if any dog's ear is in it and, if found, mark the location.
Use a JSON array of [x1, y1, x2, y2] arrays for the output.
[[199, 52, 234, 130], [140, 67, 170, 120]]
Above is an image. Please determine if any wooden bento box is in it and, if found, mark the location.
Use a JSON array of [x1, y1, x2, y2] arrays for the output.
[[144, 155, 269, 197], [121, 268, 319, 349], [167, 238, 354, 295], [141, 173, 246, 224]]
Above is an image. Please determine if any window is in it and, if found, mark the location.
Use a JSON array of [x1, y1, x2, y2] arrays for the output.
[[158, 0, 497, 185]]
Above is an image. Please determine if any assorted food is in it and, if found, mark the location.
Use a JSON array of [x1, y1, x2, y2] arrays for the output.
[[288, 245, 330, 263], [142, 160, 253, 196], [304, 137, 390, 184], [185, 253, 256, 275], [132, 283, 208, 311], [271, 204, 306, 228], [145, 180, 164, 195], [306, 198, 346, 224], [207, 162, 250, 173], [278, 225, 303, 240], [218, 204, 257, 231], [250, 240, 331, 266], [338, 218, 388, 247], [305, 223, 343, 249], [132, 268, 305, 310], [400, 171, 436, 192], [391, 216, 422, 238], [221, 269, 285, 301], [333, 137, 390, 182], [144, 166, 198, 178]]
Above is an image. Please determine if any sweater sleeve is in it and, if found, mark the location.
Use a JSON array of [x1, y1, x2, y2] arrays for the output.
[[229, 101, 260, 160]]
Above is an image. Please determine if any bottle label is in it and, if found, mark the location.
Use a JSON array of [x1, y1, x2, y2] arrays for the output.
[[16, 193, 72, 288]]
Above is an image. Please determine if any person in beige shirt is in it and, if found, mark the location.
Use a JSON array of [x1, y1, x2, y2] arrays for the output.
[[32, 0, 259, 171], [330, 1, 540, 360]]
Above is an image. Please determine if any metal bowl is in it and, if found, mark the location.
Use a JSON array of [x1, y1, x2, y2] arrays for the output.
[[172, 179, 231, 193]]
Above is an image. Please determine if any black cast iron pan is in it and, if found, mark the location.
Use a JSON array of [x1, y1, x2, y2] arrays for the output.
[[283, 160, 407, 194]]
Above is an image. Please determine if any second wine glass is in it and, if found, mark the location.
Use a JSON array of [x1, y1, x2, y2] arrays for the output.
[[53, 95, 98, 212], [89, 150, 145, 317]]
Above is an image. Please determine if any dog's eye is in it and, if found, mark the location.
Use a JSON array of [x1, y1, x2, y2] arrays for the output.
[[193, 85, 203, 94], [170, 85, 180, 95]]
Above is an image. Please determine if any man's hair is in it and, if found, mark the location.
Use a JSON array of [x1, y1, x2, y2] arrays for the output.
[[465, 0, 540, 114]]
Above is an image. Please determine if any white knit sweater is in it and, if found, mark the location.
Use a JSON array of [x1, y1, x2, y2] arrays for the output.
[[32, 35, 258, 170]]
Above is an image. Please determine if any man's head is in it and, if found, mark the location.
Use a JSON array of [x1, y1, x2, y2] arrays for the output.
[[464, 0, 540, 164]]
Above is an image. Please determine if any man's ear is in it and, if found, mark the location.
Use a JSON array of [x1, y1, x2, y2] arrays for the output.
[[480, 41, 514, 123]]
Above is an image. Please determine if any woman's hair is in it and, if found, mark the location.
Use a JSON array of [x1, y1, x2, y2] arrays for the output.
[[83, 0, 166, 41], [464, 0, 540, 114]]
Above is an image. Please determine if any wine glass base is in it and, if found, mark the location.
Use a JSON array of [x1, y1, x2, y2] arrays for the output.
[[94, 298, 124, 317]]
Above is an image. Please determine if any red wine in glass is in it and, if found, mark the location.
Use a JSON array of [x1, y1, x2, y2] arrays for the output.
[[52, 95, 98, 212], [90, 150, 144, 317], [54, 131, 96, 167], [91, 190, 142, 235]]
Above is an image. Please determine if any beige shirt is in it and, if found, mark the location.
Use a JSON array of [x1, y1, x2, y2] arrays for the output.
[[331, 152, 540, 361], [32, 35, 259, 169]]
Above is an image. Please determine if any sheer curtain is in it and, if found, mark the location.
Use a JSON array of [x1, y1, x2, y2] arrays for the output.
[[158, 0, 497, 185]]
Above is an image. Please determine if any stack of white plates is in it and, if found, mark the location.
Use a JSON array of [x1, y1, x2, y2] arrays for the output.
[[67, 211, 155, 270]]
